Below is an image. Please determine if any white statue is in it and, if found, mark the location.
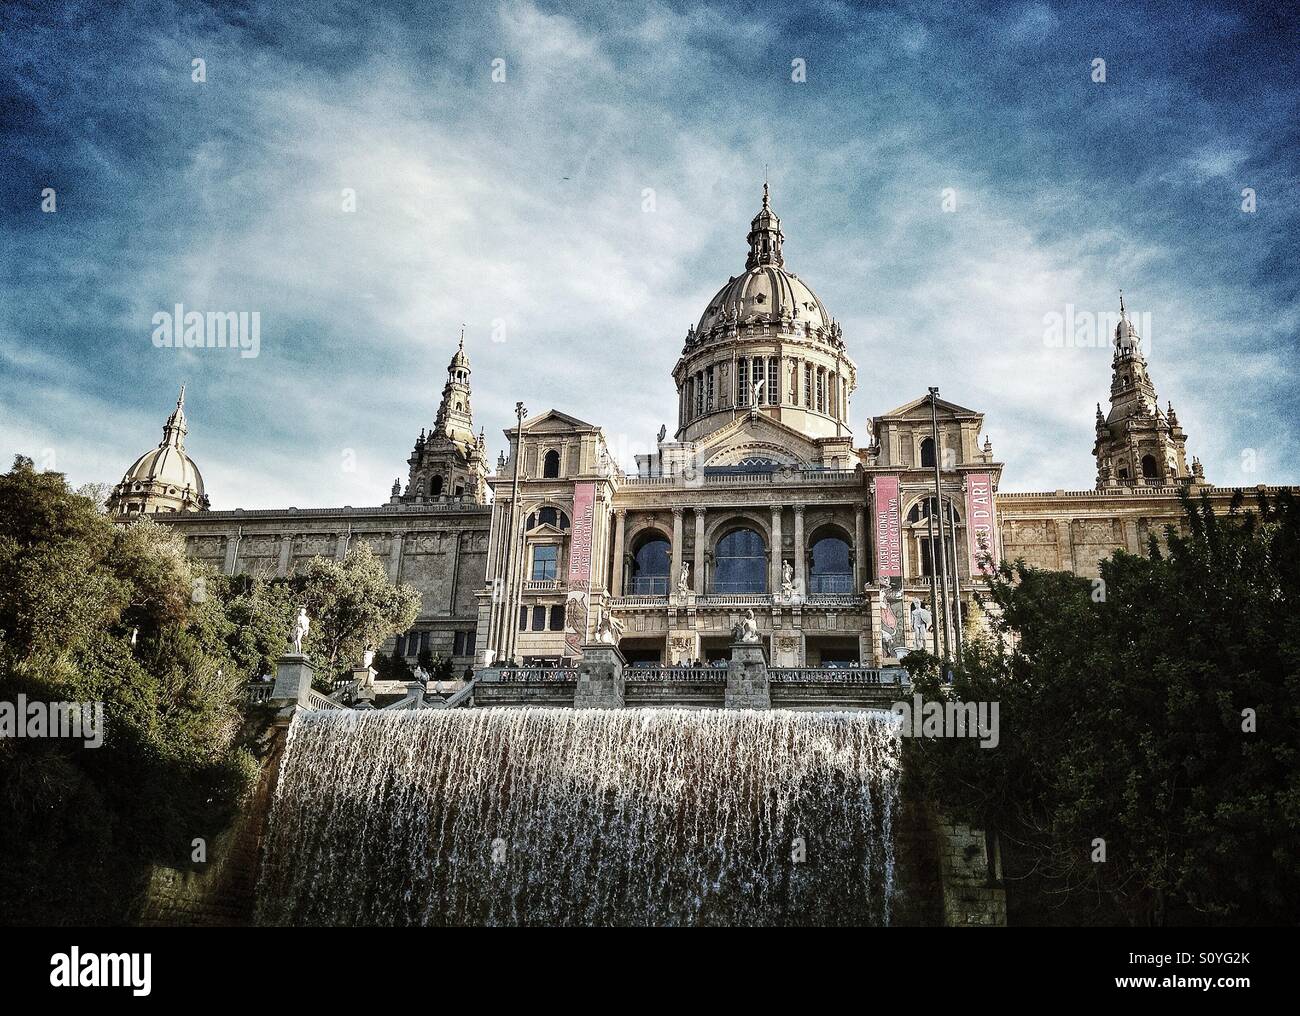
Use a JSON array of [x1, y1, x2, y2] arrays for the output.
[[750, 377, 765, 411], [593, 606, 625, 645], [910, 600, 932, 650], [290, 606, 310, 654], [780, 561, 795, 598], [678, 562, 691, 594], [733, 608, 760, 644]]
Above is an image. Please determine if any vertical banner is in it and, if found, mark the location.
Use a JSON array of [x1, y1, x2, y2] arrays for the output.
[[872, 475, 902, 579], [564, 481, 596, 658], [965, 472, 997, 577]]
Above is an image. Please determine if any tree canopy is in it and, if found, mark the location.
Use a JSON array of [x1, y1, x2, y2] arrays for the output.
[[0, 457, 420, 923], [907, 489, 1300, 925]]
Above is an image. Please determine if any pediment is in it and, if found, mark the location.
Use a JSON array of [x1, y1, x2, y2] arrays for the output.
[[516, 409, 600, 434], [697, 413, 820, 467], [879, 393, 982, 420]]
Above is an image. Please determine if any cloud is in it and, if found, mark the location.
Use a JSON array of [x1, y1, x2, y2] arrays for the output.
[[1, 0, 1296, 507]]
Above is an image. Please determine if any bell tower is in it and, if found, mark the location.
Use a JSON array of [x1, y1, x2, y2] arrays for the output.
[[396, 332, 488, 504], [1093, 294, 1200, 489]]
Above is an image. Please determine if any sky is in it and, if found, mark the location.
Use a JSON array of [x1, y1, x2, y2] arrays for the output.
[[2, 0, 1298, 507]]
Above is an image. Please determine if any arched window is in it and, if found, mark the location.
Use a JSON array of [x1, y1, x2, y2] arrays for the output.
[[1118, 465, 1130, 481], [714, 527, 767, 593], [630, 534, 671, 595], [430, 475, 444, 496], [543, 449, 561, 478], [1141, 454, 1158, 480], [808, 532, 853, 593], [920, 437, 936, 468], [525, 507, 570, 531]]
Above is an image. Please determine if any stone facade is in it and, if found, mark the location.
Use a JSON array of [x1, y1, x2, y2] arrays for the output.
[[104, 185, 1292, 676]]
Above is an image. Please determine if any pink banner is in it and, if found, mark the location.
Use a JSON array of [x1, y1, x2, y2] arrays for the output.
[[564, 481, 596, 656], [873, 475, 902, 579], [965, 472, 997, 576]]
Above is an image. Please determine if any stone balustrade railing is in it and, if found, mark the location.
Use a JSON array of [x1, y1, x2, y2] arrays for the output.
[[768, 667, 900, 685], [626, 666, 728, 683]]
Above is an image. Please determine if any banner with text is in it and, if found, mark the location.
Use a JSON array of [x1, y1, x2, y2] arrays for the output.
[[564, 481, 597, 657], [873, 475, 902, 579], [964, 472, 997, 577]]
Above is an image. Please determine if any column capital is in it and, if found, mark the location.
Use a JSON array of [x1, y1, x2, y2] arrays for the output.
[[671, 506, 684, 517], [793, 503, 806, 516], [613, 507, 627, 518], [692, 505, 706, 516]]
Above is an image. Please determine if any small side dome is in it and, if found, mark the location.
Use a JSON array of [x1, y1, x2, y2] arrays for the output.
[[108, 386, 210, 516]]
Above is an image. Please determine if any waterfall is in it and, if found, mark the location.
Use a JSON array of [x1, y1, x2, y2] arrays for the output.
[[257, 707, 903, 926]]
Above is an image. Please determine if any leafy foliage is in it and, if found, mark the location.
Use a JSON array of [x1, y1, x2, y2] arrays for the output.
[[907, 490, 1300, 925], [0, 457, 420, 923]]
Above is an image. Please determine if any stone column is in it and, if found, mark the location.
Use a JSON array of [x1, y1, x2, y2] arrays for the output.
[[693, 507, 706, 594], [611, 510, 626, 596], [854, 505, 866, 591], [670, 508, 684, 595], [769, 505, 783, 592], [793, 505, 806, 595]]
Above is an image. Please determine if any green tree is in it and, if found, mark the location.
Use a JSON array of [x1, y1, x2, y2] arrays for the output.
[[908, 490, 1300, 925], [291, 544, 420, 684]]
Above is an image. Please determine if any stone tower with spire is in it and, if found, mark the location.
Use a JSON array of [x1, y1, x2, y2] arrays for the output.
[[108, 386, 210, 516], [396, 334, 488, 504], [1093, 294, 1202, 489]]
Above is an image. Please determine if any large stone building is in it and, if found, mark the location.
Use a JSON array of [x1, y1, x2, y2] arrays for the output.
[[116, 186, 1284, 673]]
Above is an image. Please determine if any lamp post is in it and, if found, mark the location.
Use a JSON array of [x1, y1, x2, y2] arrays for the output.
[[497, 401, 527, 664], [928, 387, 953, 677]]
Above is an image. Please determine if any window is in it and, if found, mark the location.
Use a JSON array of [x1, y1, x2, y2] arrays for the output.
[[706, 367, 715, 411], [526, 507, 570, 531], [816, 368, 826, 413], [543, 450, 561, 478], [519, 606, 528, 630], [454, 631, 466, 655], [454, 485, 464, 497], [920, 437, 936, 468], [715, 528, 767, 593], [1118, 466, 1130, 481], [631, 535, 671, 594], [737, 358, 749, 406], [532, 605, 546, 631], [695, 372, 704, 416], [1141, 454, 1158, 480], [549, 605, 565, 631], [767, 359, 779, 404], [431, 475, 444, 496], [803, 364, 812, 408], [531, 544, 559, 581], [808, 534, 853, 593]]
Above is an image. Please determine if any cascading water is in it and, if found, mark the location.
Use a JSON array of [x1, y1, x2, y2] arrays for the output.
[[256, 707, 903, 926]]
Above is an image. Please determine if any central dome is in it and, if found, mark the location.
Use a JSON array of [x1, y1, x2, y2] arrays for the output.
[[696, 265, 832, 336], [672, 185, 856, 445], [690, 184, 834, 343]]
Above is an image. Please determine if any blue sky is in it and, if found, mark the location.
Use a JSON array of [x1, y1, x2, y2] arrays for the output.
[[2, 0, 1297, 506]]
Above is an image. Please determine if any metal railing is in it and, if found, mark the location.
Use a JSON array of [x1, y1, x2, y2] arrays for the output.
[[245, 682, 274, 703], [807, 573, 855, 594], [628, 576, 670, 595]]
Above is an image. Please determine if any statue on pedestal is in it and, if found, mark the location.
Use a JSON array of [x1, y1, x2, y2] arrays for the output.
[[780, 561, 795, 599], [910, 600, 932, 651], [290, 606, 310, 655], [593, 606, 625, 645], [678, 562, 691, 595], [732, 608, 760, 644]]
